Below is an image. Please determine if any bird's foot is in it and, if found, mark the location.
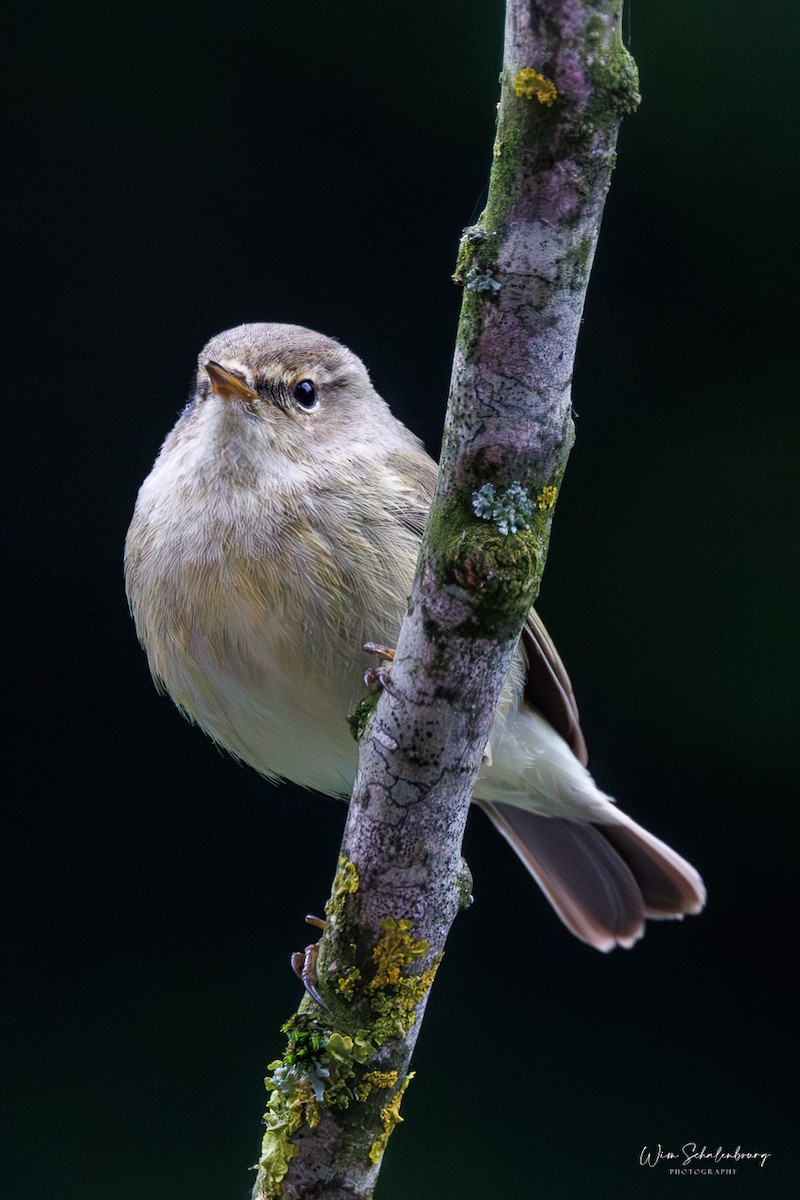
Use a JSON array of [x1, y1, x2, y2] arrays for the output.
[[362, 642, 396, 692], [290, 915, 329, 1011]]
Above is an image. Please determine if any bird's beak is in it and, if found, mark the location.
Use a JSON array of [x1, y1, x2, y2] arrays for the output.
[[203, 360, 258, 403]]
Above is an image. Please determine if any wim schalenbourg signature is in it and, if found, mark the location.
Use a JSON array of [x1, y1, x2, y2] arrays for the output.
[[640, 1143, 771, 1169]]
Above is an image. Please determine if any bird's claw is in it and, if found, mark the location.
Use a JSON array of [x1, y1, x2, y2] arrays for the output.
[[290, 915, 330, 1011], [362, 642, 396, 693], [362, 642, 396, 662], [363, 665, 396, 692]]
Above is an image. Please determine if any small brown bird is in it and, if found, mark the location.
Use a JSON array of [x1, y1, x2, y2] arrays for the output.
[[125, 323, 705, 951]]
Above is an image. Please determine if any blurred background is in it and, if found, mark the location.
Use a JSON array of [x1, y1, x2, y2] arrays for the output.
[[4, 1, 797, 1196]]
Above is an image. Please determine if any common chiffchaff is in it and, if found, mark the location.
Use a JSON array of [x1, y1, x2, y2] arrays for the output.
[[125, 323, 705, 949]]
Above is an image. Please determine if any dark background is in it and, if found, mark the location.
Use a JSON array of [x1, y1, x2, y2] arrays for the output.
[[5, 2, 798, 1197]]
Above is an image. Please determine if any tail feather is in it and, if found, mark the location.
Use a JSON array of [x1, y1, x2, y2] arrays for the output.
[[477, 800, 705, 952], [600, 814, 706, 918]]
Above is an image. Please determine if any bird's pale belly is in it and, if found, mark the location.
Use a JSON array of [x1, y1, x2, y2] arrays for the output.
[[160, 574, 566, 810], [161, 587, 372, 797]]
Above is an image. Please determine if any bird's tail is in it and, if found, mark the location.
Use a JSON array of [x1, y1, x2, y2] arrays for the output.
[[476, 800, 706, 952]]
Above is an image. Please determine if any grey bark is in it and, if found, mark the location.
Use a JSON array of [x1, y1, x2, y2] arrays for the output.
[[252, 3, 638, 1196]]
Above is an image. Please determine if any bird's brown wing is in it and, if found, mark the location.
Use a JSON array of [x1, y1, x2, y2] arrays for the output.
[[521, 609, 589, 766]]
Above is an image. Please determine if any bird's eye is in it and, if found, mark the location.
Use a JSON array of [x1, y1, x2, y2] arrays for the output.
[[293, 380, 318, 411]]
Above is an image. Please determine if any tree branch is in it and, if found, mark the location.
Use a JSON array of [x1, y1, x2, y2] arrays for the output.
[[252, 3, 638, 1196]]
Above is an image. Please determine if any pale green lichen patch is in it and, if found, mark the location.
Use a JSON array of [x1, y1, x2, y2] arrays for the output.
[[368, 1073, 415, 1164], [514, 67, 557, 106], [256, 1017, 380, 1196], [472, 481, 534, 535], [323, 1030, 376, 1107], [255, 1084, 303, 1197], [464, 266, 501, 294], [256, 1017, 328, 1197]]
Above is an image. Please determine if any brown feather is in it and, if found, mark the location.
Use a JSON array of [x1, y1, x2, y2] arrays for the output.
[[520, 612, 589, 766], [477, 801, 645, 951]]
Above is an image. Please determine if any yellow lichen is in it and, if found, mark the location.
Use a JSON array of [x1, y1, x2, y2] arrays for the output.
[[355, 1068, 400, 1102], [290, 1079, 321, 1129], [324, 856, 359, 923], [368, 1073, 415, 1164], [258, 911, 441, 1192], [365, 1068, 399, 1089], [514, 67, 557, 106], [537, 485, 558, 510], [365, 918, 443, 1042], [335, 966, 362, 1002], [369, 918, 428, 988]]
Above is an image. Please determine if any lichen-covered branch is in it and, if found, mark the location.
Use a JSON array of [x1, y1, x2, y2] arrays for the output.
[[252, 3, 638, 1196]]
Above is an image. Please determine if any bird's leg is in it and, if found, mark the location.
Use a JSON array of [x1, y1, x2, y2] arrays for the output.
[[290, 915, 330, 1011], [362, 641, 396, 692]]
